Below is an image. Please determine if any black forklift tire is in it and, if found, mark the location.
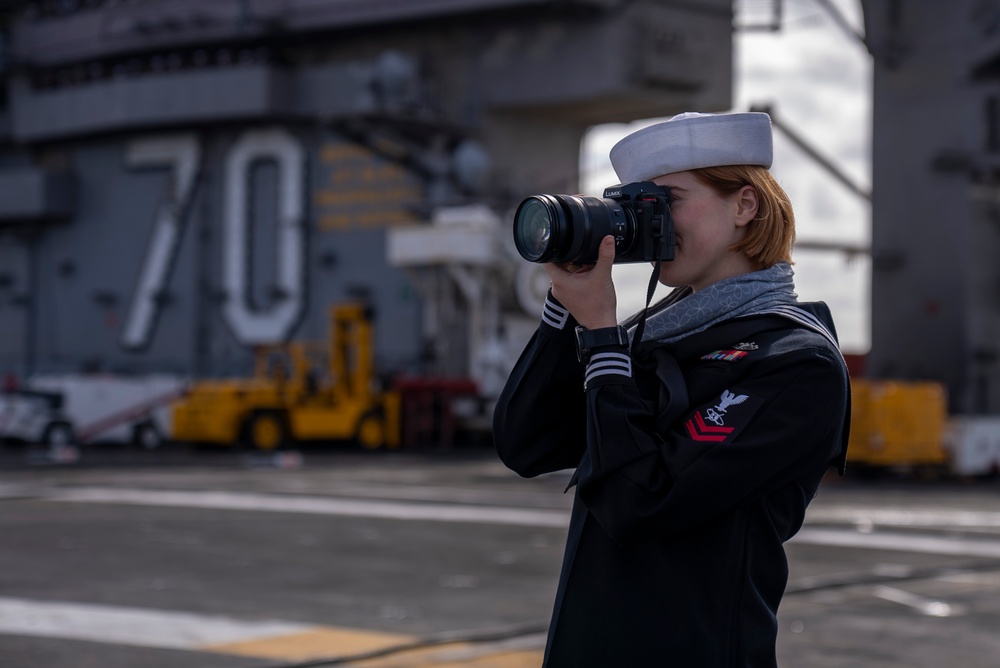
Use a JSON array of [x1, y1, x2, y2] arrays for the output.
[[42, 421, 75, 447], [245, 412, 289, 451], [132, 420, 164, 450], [355, 410, 386, 450]]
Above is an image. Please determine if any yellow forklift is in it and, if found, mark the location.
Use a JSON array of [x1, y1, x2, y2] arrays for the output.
[[171, 303, 400, 450]]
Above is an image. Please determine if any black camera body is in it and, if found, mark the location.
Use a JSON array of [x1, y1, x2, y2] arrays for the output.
[[512, 181, 674, 265]]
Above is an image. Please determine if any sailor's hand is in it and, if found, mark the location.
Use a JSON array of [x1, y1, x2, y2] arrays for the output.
[[545, 235, 618, 330]]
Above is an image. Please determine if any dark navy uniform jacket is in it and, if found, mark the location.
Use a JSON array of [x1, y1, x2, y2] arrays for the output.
[[493, 294, 850, 668]]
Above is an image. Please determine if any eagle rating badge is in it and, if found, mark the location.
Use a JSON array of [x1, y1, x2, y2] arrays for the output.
[[684, 389, 763, 443]]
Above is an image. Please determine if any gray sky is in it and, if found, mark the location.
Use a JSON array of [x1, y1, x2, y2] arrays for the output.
[[581, 0, 872, 353]]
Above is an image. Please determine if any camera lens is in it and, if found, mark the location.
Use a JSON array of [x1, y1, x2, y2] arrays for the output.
[[512, 197, 555, 262], [513, 194, 629, 265], [512, 182, 673, 265]]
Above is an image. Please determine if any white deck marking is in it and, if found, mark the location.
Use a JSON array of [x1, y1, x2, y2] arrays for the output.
[[793, 527, 1000, 559], [806, 506, 1000, 529], [41, 488, 1000, 558], [46, 487, 571, 528], [870, 585, 965, 617], [0, 596, 313, 649]]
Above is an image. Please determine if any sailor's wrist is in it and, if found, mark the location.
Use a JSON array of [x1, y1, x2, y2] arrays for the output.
[[575, 325, 629, 364]]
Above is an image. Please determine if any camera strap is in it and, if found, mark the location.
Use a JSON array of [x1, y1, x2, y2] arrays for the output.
[[630, 261, 661, 351]]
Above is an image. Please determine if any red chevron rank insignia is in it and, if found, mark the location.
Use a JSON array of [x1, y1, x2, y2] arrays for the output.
[[683, 389, 762, 443], [685, 411, 735, 441]]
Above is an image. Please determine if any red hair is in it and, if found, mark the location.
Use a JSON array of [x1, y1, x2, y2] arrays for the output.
[[689, 165, 795, 270]]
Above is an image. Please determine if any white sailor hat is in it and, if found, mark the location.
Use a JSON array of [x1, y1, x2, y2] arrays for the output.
[[609, 111, 773, 183]]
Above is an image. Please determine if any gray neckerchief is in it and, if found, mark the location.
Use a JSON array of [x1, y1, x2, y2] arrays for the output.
[[628, 262, 799, 344]]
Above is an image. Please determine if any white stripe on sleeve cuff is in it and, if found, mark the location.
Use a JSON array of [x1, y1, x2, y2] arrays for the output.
[[584, 351, 632, 387], [542, 295, 570, 330]]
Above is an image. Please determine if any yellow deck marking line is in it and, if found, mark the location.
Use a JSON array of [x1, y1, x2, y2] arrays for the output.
[[207, 629, 547, 665], [346, 647, 545, 667], [368, 640, 546, 667], [205, 626, 416, 661]]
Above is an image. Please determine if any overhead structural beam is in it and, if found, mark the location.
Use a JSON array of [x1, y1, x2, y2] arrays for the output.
[[794, 239, 870, 257], [812, 0, 873, 54], [751, 103, 872, 203], [734, 0, 783, 32]]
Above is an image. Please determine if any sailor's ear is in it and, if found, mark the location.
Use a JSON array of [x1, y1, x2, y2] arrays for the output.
[[734, 186, 758, 227]]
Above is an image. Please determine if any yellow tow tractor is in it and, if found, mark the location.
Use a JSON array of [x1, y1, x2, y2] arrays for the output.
[[171, 303, 400, 450], [847, 378, 949, 472]]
